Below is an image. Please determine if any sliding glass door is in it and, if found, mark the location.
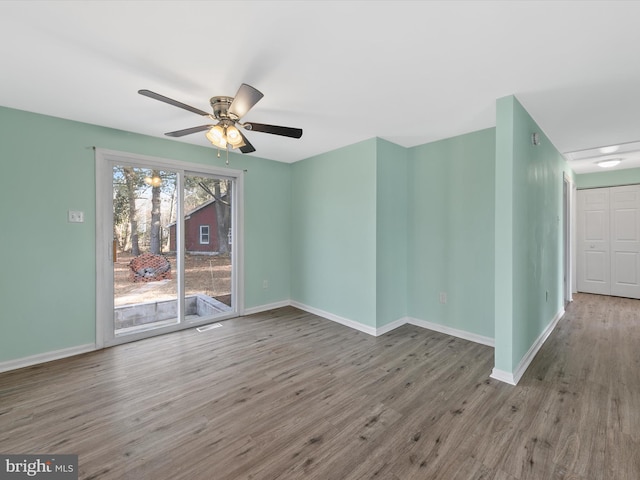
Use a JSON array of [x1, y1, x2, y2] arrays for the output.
[[96, 150, 243, 347]]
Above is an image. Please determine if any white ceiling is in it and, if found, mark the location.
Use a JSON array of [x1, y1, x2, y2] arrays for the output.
[[2, 1, 640, 171]]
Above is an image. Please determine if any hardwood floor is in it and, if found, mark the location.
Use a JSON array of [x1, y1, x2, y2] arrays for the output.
[[1, 293, 638, 479]]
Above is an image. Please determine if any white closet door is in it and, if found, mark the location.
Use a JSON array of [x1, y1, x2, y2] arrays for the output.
[[610, 185, 640, 298], [577, 188, 610, 295]]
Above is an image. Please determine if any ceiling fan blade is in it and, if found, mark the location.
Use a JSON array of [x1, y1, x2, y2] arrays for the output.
[[245, 122, 303, 139], [238, 130, 256, 154], [138, 89, 211, 117], [228, 84, 264, 120], [165, 125, 213, 137]]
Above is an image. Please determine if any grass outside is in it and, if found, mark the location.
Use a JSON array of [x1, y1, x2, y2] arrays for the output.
[[114, 251, 232, 307]]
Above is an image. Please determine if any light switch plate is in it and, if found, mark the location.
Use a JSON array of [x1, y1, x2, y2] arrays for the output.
[[68, 210, 84, 223]]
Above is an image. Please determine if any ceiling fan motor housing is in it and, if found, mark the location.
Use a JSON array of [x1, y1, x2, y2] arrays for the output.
[[210, 96, 237, 121]]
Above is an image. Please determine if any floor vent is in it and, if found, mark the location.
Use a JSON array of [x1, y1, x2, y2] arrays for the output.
[[196, 323, 223, 333]]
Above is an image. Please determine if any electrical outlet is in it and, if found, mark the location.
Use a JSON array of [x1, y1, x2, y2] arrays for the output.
[[68, 210, 84, 223], [439, 292, 447, 304], [263, 279, 269, 289]]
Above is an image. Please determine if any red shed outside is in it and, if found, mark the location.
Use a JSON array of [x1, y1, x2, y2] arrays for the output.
[[168, 199, 219, 253]]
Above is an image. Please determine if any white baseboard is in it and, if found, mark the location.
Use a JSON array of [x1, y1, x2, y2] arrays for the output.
[[375, 316, 410, 336], [242, 300, 291, 316], [490, 307, 565, 386], [289, 301, 496, 347], [511, 307, 564, 384], [290, 301, 378, 336], [407, 317, 495, 347], [490, 368, 516, 385], [0, 343, 96, 374]]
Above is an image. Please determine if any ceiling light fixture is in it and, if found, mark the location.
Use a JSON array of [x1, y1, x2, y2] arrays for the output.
[[599, 145, 619, 154], [597, 159, 621, 168], [225, 125, 244, 147], [205, 123, 246, 150], [205, 125, 227, 149]]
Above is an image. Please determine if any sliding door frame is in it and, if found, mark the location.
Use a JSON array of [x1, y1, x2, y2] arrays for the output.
[[95, 148, 244, 348]]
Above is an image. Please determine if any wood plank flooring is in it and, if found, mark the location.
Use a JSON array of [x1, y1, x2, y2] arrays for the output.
[[1, 293, 639, 479]]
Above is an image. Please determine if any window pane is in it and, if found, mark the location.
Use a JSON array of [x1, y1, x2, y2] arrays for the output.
[[112, 166, 178, 335], [183, 174, 233, 316]]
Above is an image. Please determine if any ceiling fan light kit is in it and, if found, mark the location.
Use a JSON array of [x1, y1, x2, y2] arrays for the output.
[[138, 83, 303, 160], [225, 125, 243, 145], [205, 123, 245, 149]]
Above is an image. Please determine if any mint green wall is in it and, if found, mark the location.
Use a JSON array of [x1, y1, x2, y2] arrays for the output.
[[290, 140, 378, 326], [494, 96, 573, 373], [494, 98, 516, 371], [243, 159, 291, 307], [576, 167, 640, 189], [2, 98, 576, 375], [0, 106, 291, 363], [407, 128, 496, 338], [290, 132, 497, 334], [376, 139, 408, 327]]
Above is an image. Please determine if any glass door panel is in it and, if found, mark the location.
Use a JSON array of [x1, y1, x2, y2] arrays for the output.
[[183, 173, 233, 320], [112, 166, 179, 336]]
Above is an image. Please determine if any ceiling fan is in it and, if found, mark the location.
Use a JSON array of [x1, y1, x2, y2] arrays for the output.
[[138, 83, 303, 154]]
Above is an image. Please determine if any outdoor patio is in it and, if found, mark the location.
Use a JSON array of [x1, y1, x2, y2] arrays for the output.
[[113, 252, 232, 333]]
